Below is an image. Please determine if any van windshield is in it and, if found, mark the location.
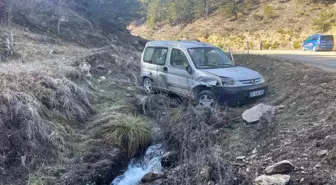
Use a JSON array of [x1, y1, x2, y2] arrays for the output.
[[321, 35, 334, 41], [188, 47, 234, 69]]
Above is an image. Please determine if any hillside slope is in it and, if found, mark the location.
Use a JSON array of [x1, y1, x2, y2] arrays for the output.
[[0, 1, 149, 185], [129, 0, 336, 50]]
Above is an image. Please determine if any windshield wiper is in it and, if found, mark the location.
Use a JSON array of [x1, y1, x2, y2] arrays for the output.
[[218, 63, 234, 67]]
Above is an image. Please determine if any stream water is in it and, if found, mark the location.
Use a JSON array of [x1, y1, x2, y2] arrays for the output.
[[111, 144, 165, 185]]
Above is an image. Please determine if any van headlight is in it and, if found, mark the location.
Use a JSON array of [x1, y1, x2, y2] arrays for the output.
[[220, 77, 238, 87], [260, 75, 266, 83]]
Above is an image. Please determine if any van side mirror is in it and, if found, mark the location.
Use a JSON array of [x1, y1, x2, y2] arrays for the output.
[[186, 65, 193, 74]]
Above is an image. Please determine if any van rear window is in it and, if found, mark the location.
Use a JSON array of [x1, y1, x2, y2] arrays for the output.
[[143, 48, 155, 63], [143, 47, 168, 65], [321, 35, 334, 41]]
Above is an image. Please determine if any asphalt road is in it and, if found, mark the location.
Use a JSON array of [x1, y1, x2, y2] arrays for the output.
[[246, 50, 336, 71]]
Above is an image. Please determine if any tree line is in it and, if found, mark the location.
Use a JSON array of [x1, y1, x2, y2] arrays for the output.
[[141, 0, 260, 27], [140, 0, 336, 27]]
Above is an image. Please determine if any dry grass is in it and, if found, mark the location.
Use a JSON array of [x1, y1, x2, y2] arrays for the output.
[[153, 105, 250, 185], [0, 69, 97, 184]]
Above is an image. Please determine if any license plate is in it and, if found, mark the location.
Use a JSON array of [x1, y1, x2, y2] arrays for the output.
[[249, 90, 264, 97]]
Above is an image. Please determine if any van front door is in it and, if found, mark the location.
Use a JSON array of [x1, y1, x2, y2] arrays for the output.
[[164, 48, 191, 96]]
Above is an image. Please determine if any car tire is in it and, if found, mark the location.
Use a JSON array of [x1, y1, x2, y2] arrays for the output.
[[313, 46, 317, 52], [196, 90, 217, 107], [143, 78, 153, 94], [302, 47, 306, 51]]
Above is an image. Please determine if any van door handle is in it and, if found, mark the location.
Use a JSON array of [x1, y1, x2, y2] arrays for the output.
[[163, 67, 168, 72]]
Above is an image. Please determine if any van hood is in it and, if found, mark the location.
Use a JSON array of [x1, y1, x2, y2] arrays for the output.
[[201, 66, 261, 80]]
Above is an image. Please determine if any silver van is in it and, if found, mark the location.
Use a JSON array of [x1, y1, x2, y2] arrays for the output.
[[140, 40, 268, 107]]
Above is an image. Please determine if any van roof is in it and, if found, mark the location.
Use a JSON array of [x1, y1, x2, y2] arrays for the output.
[[146, 40, 216, 49], [311, 33, 334, 36]]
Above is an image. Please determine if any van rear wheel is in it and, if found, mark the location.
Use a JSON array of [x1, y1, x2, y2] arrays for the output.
[[196, 90, 217, 107], [143, 78, 153, 94]]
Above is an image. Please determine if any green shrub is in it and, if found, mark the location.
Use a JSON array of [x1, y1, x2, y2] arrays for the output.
[[222, 2, 238, 19], [271, 41, 280, 49], [276, 29, 287, 34], [203, 33, 210, 39], [313, 10, 334, 32], [242, 0, 254, 12], [293, 41, 302, 49], [263, 42, 271, 50], [264, 5, 277, 19], [104, 115, 152, 158]]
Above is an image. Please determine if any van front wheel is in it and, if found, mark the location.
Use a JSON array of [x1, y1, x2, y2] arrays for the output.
[[313, 47, 317, 52], [196, 90, 217, 107]]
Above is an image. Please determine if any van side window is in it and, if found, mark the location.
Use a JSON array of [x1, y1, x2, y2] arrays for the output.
[[152, 48, 168, 65], [170, 49, 189, 70], [143, 47, 167, 65]]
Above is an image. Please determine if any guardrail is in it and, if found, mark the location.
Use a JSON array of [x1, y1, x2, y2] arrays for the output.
[[230, 50, 336, 56]]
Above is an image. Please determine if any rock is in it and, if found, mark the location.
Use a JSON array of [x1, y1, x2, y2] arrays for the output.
[[250, 154, 257, 159], [207, 181, 215, 185], [265, 160, 294, 175], [275, 105, 285, 110], [300, 178, 304, 183], [79, 62, 91, 72], [98, 76, 107, 82], [252, 148, 257, 154], [161, 151, 179, 168], [141, 172, 165, 183], [199, 165, 213, 181], [314, 164, 321, 169], [96, 64, 106, 70], [236, 156, 246, 161], [86, 72, 92, 78], [242, 104, 276, 123], [79, 61, 92, 78], [317, 150, 328, 157], [254, 174, 290, 185]]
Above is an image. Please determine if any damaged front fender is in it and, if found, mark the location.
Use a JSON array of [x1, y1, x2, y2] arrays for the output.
[[190, 76, 219, 88]]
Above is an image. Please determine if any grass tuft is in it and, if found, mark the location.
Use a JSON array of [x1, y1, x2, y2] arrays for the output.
[[103, 115, 152, 158]]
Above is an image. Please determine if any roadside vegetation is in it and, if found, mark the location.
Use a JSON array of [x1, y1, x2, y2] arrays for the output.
[[100, 115, 152, 158]]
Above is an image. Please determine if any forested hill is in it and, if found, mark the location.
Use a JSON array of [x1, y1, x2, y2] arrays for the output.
[[132, 0, 336, 50]]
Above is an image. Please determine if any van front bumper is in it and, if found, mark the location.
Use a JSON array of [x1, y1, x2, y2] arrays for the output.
[[211, 83, 268, 106]]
